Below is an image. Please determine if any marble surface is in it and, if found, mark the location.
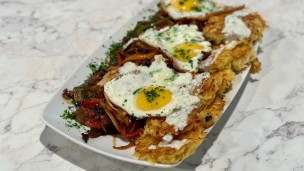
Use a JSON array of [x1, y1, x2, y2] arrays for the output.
[[1, 0, 304, 170]]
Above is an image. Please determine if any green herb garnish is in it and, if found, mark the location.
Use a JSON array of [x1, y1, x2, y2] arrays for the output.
[[61, 109, 76, 120], [88, 62, 98, 74], [106, 42, 122, 66], [133, 88, 142, 95], [149, 69, 162, 76], [165, 71, 179, 81], [174, 48, 191, 61], [143, 88, 161, 103], [126, 30, 134, 38], [99, 61, 109, 70], [191, 6, 202, 12], [189, 60, 194, 68]]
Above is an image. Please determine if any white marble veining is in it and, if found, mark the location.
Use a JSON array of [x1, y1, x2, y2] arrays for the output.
[[1, 0, 304, 170]]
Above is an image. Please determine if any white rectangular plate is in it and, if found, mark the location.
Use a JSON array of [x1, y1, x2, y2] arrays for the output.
[[41, 0, 250, 168]]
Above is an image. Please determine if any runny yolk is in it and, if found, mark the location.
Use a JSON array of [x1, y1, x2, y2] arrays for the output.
[[136, 87, 172, 111], [170, 0, 201, 12], [173, 42, 204, 62]]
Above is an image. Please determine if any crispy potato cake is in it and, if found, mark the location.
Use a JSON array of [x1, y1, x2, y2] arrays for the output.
[[203, 11, 267, 44], [134, 71, 231, 164]]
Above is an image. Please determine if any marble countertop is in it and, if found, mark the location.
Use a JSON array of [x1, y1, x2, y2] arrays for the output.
[[1, 0, 304, 170]]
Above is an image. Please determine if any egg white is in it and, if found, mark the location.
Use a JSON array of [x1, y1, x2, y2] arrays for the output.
[[137, 24, 211, 72], [104, 55, 210, 131]]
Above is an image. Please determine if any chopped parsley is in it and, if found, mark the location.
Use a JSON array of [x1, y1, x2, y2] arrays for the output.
[[126, 30, 134, 38], [144, 88, 160, 103], [191, 6, 202, 12], [189, 60, 194, 68], [148, 14, 155, 20], [165, 71, 179, 81], [149, 69, 162, 76], [74, 85, 93, 100], [147, 8, 155, 13], [99, 61, 109, 70], [174, 48, 191, 61], [65, 121, 82, 129], [87, 61, 98, 74], [61, 109, 75, 120], [133, 88, 142, 95], [86, 41, 122, 73], [106, 42, 122, 66], [61, 106, 87, 130]]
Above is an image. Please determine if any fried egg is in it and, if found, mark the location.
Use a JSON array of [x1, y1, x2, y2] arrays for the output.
[[161, 0, 224, 20], [137, 24, 211, 72], [104, 55, 210, 131]]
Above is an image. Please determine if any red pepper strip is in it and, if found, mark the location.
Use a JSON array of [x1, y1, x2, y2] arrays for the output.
[[85, 119, 103, 129], [125, 129, 143, 139], [119, 123, 143, 139], [80, 99, 99, 107], [117, 52, 123, 66]]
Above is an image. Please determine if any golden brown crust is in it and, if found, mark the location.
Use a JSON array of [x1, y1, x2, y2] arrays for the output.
[[203, 12, 267, 45], [212, 69, 235, 96], [199, 97, 225, 129], [134, 69, 234, 164], [134, 122, 207, 164], [203, 14, 227, 44], [242, 13, 267, 43], [250, 58, 261, 74], [201, 46, 233, 73], [143, 117, 176, 137], [200, 42, 261, 74]]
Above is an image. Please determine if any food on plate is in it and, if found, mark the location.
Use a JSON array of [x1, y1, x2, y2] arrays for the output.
[[125, 24, 211, 72], [103, 55, 210, 125], [199, 40, 261, 73], [61, 0, 267, 164], [201, 8, 266, 74]]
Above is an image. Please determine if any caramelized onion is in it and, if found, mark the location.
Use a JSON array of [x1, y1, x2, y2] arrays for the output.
[[101, 104, 120, 132], [97, 68, 118, 87], [113, 141, 135, 150], [104, 92, 131, 125], [122, 50, 157, 64]]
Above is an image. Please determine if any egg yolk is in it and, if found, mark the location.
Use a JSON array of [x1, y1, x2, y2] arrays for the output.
[[170, 0, 201, 12], [136, 87, 172, 111], [173, 42, 204, 62]]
